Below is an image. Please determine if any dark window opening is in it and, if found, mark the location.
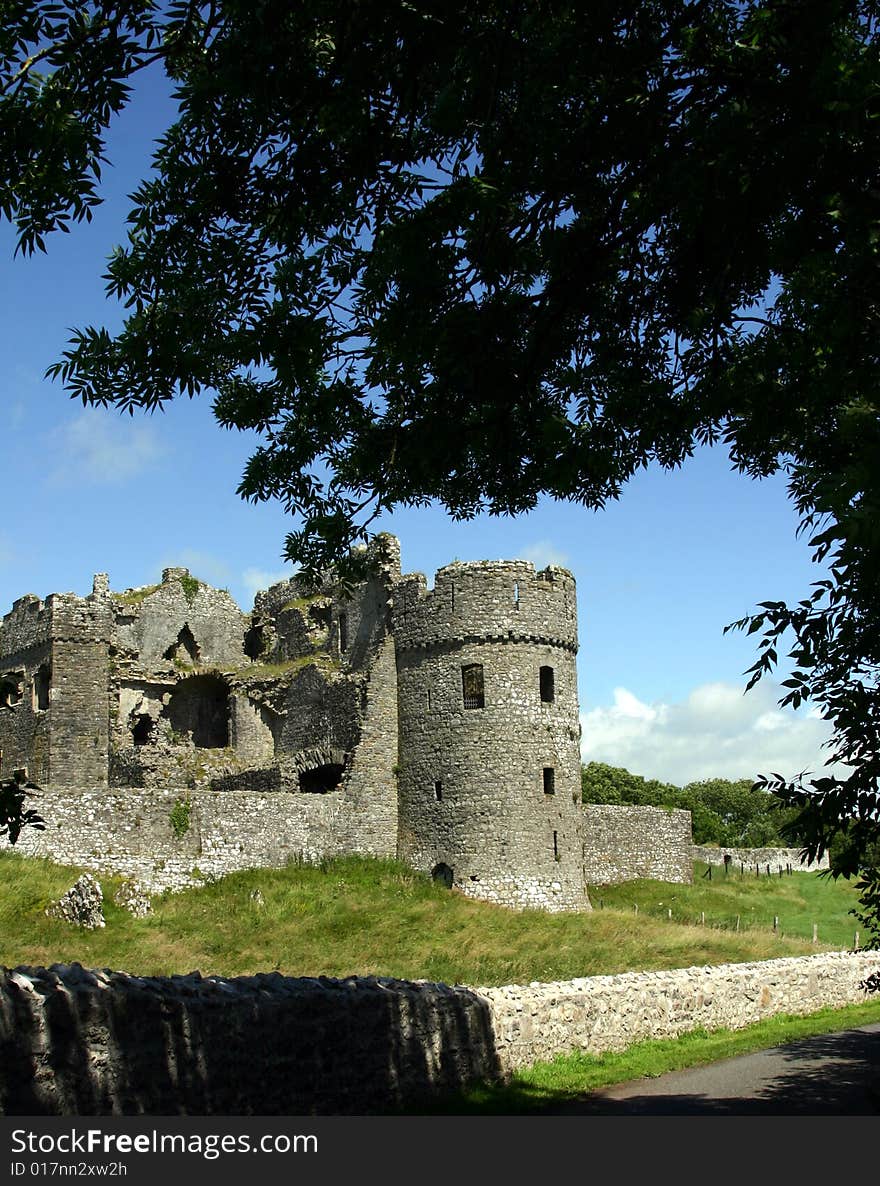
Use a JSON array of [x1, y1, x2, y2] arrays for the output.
[[462, 663, 484, 709], [432, 862, 454, 888], [243, 624, 265, 660], [166, 673, 229, 748], [543, 767, 555, 795], [0, 674, 23, 708], [309, 603, 331, 630], [450, 582, 455, 613], [164, 623, 200, 665], [540, 665, 555, 703], [434, 780, 443, 801], [32, 665, 50, 711], [299, 762, 344, 793], [553, 830, 559, 860], [131, 714, 155, 746], [338, 612, 349, 654]]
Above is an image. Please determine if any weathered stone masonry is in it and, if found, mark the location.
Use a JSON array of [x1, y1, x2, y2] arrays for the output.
[[1, 535, 695, 908], [1, 951, 875, 1113]]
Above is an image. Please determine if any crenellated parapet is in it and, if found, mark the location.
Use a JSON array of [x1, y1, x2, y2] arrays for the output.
[[392, 560, 577, 655]]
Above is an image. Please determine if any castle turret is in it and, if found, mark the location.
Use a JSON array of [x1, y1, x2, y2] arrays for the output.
[[393, 559, 589, 911]]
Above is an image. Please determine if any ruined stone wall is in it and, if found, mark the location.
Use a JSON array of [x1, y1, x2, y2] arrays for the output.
[[583, 803, 694, 885], [114, 569, 248, 668], [0, 595, 54, 781], [693, 845, 830, 874], [0, 784, 397, 891], [1, 952, 875, 1113], [331, 633, 398, 857], [394, 561, 588, 912]]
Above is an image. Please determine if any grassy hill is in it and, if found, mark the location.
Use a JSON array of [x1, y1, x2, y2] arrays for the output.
[[0, 851, 867, 985]]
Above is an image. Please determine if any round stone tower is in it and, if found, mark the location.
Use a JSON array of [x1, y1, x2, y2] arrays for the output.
[[392, 559, 590, 912]]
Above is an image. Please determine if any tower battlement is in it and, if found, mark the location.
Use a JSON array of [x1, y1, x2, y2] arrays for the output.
[[392, 560, 577, 654]]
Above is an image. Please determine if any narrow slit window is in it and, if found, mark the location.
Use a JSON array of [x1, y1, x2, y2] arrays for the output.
[[461, 663, 484, 709], [553, 830, 559, 860], [513, 581, 520, 609], [434, 780, 443, 801], [425, 686, 432, 711], [32, 665, 50, 711], [338, 612, 349, 654], [539, 666, 555, 703], [543, 767, 555, 795]]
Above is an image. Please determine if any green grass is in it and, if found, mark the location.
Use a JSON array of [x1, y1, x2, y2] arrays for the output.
[[593, 861, 865, 948], [113, 584, 161, 605], [418, 999, 880, 1113], [233, 654, 338, 680], [0, 852, 866, 984], [2, 851, 877, 1114]]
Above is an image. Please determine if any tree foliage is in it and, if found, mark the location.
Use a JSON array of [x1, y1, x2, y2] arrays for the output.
[[0, 772, 45, 846], [2, 1, 879, 932]]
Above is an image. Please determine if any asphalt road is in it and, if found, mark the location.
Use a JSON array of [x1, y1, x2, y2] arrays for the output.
[[550, 1022, 880, 1114]]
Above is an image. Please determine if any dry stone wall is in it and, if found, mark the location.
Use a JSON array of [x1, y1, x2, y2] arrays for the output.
[[0, 964, 499, 1115], [583, 803, 693, 884], [0, 951, 876, 1113], [481, 951, 879, 1070], [693, 845, 830, 874]]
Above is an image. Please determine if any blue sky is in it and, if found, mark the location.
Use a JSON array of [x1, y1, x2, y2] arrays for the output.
[[0, 66, 837, 786]]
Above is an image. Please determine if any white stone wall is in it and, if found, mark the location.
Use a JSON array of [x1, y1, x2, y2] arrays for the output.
[[480, 950, 879, 1071]]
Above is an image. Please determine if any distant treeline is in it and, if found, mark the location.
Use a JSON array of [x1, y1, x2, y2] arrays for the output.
[[580, 762, 800, 848]]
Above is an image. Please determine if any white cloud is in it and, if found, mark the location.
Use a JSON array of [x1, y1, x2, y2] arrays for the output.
[[51, 409, 165, 484], [240, 566, 296, 605], [518, 540, 571, 569], [580, 680, 842, 786]]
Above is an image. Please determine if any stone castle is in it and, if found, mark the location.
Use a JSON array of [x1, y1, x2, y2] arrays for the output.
[[0, 535, 693, 908]]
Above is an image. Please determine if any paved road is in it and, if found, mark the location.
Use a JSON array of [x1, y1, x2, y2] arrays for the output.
[[549, 1022, 880, 1114]]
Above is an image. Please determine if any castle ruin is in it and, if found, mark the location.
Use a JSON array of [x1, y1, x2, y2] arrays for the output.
[[0, 535, 692, 908]]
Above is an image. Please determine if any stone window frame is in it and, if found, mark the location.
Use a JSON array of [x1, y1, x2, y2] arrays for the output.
[[543, 766, 555, 795], [539, 665, 555, 703], [461, 663, 485, 710], [32, 664, 51, 712], [0, 672, 24, 710]]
